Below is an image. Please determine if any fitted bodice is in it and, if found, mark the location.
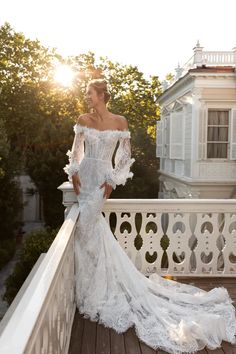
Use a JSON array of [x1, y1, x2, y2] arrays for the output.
[[76, 125, 130, 162], [64, 123, 135, 191]]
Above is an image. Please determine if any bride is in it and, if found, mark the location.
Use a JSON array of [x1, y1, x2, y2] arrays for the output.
[[63, 79, 236, 353]]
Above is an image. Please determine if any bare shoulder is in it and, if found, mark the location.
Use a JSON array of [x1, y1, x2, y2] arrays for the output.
[[113, 114, 129, 131], [76, 113, 92, 127]]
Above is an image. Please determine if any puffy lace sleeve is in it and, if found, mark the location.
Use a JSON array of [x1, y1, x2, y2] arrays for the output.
[[105, 132, 135, 189], [63, 124, 85, 182]]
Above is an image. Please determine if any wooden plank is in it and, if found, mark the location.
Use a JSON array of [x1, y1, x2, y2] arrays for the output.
[[124, 327, 141, 354], [68, 311, 84, 354], [221, 341, 236, 354], [68, 278, 236, 354], [156, 349, 169, 354], [139, 341, 156, 353], [110, 329, 125, 354], [81, 317, 97, 354], [96, 323, 110, 354], [206, 348, 224, 353]]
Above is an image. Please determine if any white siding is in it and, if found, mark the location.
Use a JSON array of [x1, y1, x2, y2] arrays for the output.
[[165, 159, 174, 174], [156, 120, 163, 158], [170, 111, 185, 160], [184, 105, 192, 177], [198, 106, 207, 160], [164, 114, 170, 157], [230, 108, 236, 160], [175, 161, 184, 176]]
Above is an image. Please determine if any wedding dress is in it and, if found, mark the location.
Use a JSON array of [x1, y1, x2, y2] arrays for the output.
[[64, 123, 236, 354]]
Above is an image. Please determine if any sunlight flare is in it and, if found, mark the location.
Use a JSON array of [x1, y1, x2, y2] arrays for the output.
[[53, 64, 75, 87]]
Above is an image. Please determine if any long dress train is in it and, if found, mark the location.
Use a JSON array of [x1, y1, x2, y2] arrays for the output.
[[63, 123, 236, 354]]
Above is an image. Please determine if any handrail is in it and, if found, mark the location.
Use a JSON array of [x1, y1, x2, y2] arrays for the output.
[[103, 198, 236, 212], [0, 203, 80, 354]]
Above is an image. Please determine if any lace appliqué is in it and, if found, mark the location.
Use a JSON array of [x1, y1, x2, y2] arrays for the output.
[[105, 137, 135, 189], [63, 127, 84, 182]]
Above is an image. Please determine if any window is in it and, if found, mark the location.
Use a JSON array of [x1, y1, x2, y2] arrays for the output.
[[207, 110, 229, 158]]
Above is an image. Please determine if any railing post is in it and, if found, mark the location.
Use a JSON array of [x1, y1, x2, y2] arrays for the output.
[[233, 46, 236, 65], [193, 40, 204, 67], [175, 63, 184, 80], [57, 181, 77, 219], [161, 80, 169, 91]]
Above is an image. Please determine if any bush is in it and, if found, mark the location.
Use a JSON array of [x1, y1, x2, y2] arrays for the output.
[[0, 239, 16, 271], [3, 226, 59, 305], [0, 175, 23, 270]]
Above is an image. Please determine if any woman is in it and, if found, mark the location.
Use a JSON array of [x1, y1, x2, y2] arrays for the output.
[[64, 79, 236, 353]]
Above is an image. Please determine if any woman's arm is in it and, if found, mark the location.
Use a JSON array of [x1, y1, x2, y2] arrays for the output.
[[105, 134, 135, 190], [63, 122, 85, 194]]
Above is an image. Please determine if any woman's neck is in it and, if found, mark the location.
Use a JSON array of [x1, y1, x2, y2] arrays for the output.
[[94, 105, 110, 122]]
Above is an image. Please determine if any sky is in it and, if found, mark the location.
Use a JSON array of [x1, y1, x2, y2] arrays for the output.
[[1, 0, 236, 81]]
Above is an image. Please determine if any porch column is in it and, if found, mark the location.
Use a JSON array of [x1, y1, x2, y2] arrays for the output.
[[57, 181, 77, 219]]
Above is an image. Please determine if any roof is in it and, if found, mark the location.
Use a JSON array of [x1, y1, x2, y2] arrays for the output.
[[157, 65, 236, 102], [189, 65, 235, 73]]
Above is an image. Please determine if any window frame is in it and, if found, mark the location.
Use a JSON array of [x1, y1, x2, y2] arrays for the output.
[[206, 109, 230, 161]]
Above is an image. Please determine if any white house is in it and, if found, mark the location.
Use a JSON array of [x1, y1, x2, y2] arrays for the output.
[[156, 42, 236, 199]]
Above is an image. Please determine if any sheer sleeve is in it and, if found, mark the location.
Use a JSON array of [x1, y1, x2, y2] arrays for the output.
[[63, 124, 85, 182], [105, 133, 135, 190]]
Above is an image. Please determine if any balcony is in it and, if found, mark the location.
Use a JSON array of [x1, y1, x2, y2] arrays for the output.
[[0, 182, 235, 354], [161, 41, 236, 91]]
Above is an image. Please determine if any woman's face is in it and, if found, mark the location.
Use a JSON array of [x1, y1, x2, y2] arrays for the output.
[[85, 86, 103, 109]]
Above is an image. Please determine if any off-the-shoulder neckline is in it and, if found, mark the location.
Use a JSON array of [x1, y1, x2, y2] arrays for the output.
[[75, 123, 130, 134]]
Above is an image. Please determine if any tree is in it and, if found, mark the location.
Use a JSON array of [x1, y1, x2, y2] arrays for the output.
[[101, 58, 161, 197], [0, 23, 71, 228], [0, 23, 162, 238], [0, 114, 23, 270]]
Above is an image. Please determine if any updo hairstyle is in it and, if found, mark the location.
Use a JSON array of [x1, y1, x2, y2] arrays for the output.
[[87, 79, 111, 104]]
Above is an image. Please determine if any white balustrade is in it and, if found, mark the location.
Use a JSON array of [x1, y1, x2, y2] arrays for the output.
[[0, 188, 236, 353], [162, 43, 236, 91], [102, 199, 236, 277], [201, 51, 236, 66]]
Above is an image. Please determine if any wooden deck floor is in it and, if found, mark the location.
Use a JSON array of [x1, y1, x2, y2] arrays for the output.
[[68, 277, 236, 354]]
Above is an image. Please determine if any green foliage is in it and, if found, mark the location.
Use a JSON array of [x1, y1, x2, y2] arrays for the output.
[[0, 175, 23, 239], [101, 59, 161, 197], [0, 23, 68, 228], [0, 22, 162, 237], [165, 72, 174, 81], [3, 227, 58, 305], [0, 117, 22, 266], [0, 238, 16, 271], [0, 119, 10, 178]]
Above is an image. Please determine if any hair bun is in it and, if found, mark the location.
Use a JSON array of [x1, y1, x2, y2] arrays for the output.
[[87, 79, 111, 104]]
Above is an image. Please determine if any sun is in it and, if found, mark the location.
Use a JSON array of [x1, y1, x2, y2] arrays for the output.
[[53, 64, 75, 87]]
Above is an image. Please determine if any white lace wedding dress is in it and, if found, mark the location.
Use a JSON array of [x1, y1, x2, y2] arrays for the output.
[[64, 123, 236, 354]]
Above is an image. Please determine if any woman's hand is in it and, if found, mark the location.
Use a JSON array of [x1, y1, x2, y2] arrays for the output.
[[100, 181, 113, 199], [72, 173, 81, 195]]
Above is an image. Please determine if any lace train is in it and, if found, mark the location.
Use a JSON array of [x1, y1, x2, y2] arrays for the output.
[[74, 189, 236, 353]]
